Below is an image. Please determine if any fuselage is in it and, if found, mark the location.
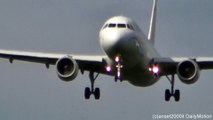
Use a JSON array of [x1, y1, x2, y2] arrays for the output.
[[99, 16, 160, 87]]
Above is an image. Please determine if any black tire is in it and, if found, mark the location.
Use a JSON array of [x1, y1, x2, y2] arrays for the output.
[[114, 76, 118, 82], [165, 89, 171, 102], [174, 89, 180, 102], [84, 87, 91, 100], [94, 88, 100, 100]]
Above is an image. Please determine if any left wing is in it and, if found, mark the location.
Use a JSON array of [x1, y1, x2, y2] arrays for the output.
[[0, 49, 108, 75], [153, 57, 213, 76]]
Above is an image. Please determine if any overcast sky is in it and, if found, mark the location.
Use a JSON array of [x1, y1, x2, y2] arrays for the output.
[[0, 0, 213, 120]]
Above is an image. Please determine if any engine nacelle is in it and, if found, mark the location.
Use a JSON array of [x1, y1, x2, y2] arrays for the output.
[[56, 56, 79, 82], [177, 60, 200, 84]]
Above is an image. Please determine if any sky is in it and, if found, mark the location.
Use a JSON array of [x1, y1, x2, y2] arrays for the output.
[[0, 0, 213, 120]]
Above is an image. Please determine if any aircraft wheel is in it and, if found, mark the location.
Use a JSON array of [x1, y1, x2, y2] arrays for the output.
[[94, 88, 100, 100], [114, 74, 122, 82], [84, 87, 91, 99], [114, 76, 118, 82], [174, 89, 180, 102], [165, 89, 171, 101]]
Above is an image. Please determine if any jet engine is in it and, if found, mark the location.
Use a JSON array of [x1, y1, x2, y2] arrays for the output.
[[56, 56, 79, 82], [177, 60, 200, 84]]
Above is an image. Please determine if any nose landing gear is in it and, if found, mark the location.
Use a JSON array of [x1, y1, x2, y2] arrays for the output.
[[114, 56, 123, 82]]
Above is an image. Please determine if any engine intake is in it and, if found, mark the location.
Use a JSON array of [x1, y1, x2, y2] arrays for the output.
[[56, 56, 79, 82], [177, 60, 200, 84]]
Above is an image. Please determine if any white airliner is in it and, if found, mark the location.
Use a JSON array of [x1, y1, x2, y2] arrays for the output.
[[0, 0, 212, 102]]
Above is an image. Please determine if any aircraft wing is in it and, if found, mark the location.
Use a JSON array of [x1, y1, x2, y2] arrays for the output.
[[0, 49, 108, 75], [154, 57, 213, 76]]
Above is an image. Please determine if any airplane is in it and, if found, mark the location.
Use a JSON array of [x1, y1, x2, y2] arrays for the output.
[[0, 0, 212, 102]]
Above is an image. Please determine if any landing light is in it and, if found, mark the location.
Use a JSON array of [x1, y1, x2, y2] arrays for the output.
[[105, 66, 112, 72], [153, 66, 159, 74], [115, 56, 120, 62], [149, 66, 160, 74]]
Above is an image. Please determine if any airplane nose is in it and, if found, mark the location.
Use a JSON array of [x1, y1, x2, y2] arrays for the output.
[[99, 29, 135, 57], [101, 30, 124, 47]]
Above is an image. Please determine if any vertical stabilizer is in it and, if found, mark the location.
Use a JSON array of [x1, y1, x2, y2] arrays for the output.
[[148, 0, 157, 45]]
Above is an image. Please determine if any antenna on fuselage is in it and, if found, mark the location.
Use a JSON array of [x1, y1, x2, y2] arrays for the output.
[[148, 0, 157, 45]]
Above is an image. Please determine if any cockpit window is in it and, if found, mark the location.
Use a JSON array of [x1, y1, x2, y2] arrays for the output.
[[102, 23, 135, 31], [108, 23, 116, 28], [117, 24, 126, 28], [127, 24, 135, 30], [102, 24, 108, 29]]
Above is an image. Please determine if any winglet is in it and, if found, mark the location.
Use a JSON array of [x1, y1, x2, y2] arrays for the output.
[[148, 0, 157, 45]]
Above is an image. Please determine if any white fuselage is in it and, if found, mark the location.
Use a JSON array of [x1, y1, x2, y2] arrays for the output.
[[99, 16, 160, 87]]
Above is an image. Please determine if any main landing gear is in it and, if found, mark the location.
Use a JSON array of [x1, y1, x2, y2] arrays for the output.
[[84, 71, 100, 100], [165, 75, 180, 102]]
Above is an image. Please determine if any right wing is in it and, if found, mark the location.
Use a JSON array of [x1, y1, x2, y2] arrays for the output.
[[0, 49, 110, 75]]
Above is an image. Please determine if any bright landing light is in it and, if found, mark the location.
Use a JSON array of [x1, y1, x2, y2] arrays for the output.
[[115, 56, 120, 62], [106, 66, 112, 72], [149, 66, 160, 74], [153, 66, 159, 74]]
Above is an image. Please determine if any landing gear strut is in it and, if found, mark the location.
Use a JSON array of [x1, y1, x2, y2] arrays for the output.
[[84, 71, 100, 100], [165, 75, 180, 102], [114, 56, 123, 82]]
